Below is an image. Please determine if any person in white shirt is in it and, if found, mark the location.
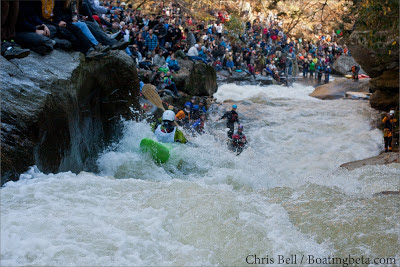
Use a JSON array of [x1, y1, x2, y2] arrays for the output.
[[187, 44, 199, 57], [187, 44, 207, 63]]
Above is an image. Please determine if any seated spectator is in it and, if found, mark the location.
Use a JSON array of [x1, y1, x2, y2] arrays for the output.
[[139, 52, 153, 70], [163, 71, 179, 97], [226, 55, 234, 75], [213, 58, 222, 71], [153, 48, 166, 67], [187, 44, 207, 63], [1, 0, 30, 60], [166, 53, 180, 72], [79, 0, 128, 51], [130, 44, 142, 64], [53, 0, 111, 59], [15, 1, 59, 55]]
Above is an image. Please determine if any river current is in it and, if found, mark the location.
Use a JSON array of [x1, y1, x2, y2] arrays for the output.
[[1, 82, 399, 266]]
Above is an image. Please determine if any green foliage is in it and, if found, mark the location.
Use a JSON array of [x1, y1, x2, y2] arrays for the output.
[[225, 14, 245, 42], [353, 0, 399, 31], [341, 0, 399, 62]]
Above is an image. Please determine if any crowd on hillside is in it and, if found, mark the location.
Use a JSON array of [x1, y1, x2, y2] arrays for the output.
[[2, 0, 348, 122], [3, 0, 349, 85], [4, 0, 394, 152]]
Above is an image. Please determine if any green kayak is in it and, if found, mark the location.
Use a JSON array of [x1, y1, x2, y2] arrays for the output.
[[140, 138, 171, 163]]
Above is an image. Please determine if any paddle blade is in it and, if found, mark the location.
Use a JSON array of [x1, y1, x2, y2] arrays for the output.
[[142, 84, 165, 110]]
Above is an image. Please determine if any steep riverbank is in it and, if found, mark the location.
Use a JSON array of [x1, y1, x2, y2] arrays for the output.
[[309, 75, 399, 169], [1, 50, 140, 185]]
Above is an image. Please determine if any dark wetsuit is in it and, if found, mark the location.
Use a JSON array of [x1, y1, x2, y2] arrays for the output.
[[220, 110, 239, 138]]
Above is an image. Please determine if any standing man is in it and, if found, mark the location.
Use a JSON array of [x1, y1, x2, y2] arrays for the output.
[[217, 104, 240, 139], [144, 29, 158, 55], [383, 110, 397, 152]]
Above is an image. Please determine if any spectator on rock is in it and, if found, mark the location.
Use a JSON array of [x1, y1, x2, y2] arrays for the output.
[[166, 53, 180, 72], [144, 29, 158, 54], [1, 0, 30, 60], [153, 48, 166, 67]]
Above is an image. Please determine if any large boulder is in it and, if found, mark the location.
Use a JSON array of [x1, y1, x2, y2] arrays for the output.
[[310, 77, 369, 100], [332, 55, 366, 75], [1, 50, 140, 185], [174, 59, 217, 96], [343, 30, 399, 110]]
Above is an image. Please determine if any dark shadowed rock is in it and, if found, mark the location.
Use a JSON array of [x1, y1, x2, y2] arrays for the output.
[[137, 59, 217, 97], [369, 87, 399, 111], [217, 70, 276, 86], [174, 59, 217, 96], [343, 30, 399, 110], [1, 50, 140, 185]]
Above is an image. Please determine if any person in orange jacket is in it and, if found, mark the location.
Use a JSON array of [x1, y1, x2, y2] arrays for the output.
[[383, 110, 397, 152], [175, 103, 191, 127]]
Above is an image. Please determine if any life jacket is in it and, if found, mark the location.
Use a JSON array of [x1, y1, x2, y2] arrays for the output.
[[383, 116, 397, 137], [232, 132, 247, 147], [154, 124, 176, 143], [227, 111, 238, 123]]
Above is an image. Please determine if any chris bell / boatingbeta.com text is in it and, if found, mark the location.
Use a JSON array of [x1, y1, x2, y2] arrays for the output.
[[245, 254, 397, 266]]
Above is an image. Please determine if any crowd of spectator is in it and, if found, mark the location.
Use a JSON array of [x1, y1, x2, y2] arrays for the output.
[[2, 0, 350, 88]]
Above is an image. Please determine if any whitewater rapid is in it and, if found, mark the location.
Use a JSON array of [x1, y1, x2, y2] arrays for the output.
[[2, 82, 399, 266]]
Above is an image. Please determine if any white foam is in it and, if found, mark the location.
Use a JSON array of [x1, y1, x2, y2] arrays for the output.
[[2, 82, 398, 265]]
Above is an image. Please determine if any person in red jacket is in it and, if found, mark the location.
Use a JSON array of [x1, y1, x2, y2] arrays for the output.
[[231, 125, 247, 155]]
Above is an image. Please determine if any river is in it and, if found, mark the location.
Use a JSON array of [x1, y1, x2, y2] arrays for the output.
[[1, 82, 399, 266]]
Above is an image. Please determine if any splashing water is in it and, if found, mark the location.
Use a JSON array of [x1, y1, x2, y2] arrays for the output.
[[2, 83, 399, 266]]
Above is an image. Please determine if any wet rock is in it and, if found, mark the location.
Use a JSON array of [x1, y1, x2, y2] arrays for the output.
[[342, 30, 399, 110], [369, 87, 399, 111], [340, 152, 400, 171], [310, 77, 369, 100], [217, 69, 276, 86], [332, 55, 366, 75], [1, 50, 140, 185], [174, 59, 217, 96]]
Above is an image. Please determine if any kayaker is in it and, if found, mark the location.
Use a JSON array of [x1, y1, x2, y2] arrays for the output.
[[230, 125, 247, 155], [383, 110, 397, 152], [191, 105, 201, 121], [191, 113, 206, 134], [153, 110, 188, 143], [217, 104, 240, 139], [175, 104, 191, 127]]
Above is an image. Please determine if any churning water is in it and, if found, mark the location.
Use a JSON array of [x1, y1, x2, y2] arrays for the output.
[[1, 83, 399, 266]]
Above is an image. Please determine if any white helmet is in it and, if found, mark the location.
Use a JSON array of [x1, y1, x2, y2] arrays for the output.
[[162, 110, 175, 122]]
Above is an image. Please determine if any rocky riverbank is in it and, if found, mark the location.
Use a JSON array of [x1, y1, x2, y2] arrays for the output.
[[309, 76, 370, 100], [309, 74, 399, 171], [1, 50, 140, 185], [1, 51, 220, 185], [340, 152, 400, 171]]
